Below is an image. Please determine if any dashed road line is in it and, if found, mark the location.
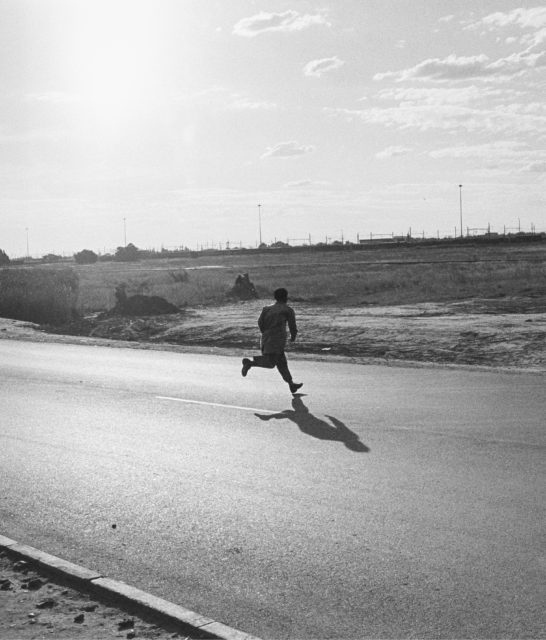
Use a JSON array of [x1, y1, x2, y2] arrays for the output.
[[156, 396, 278, 414]]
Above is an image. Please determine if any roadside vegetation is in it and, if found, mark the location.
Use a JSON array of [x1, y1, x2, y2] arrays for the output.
[[1, 240, 545, 319], [0, 267, 79, 324]]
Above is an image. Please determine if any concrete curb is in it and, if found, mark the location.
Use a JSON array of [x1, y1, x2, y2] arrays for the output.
[[0, 534, 261, 640]]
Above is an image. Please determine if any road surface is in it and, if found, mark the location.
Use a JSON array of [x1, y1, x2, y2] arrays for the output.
[[1, 339, 544, 639]]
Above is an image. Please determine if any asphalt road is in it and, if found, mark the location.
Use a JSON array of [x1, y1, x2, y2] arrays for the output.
[[1, 339, 544, 639]]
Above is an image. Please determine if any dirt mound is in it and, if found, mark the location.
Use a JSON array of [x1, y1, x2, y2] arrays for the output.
[[102, 295, 180, 317], [227, 273, 258, 300]]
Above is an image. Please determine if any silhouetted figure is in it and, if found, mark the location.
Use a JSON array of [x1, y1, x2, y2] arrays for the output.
[[256, 396, 369, 452], [242, 287, 303, 394]]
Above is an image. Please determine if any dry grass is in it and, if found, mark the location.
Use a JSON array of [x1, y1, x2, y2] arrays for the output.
[[13, 241, 546, 315], [0, 267, 79, 323]]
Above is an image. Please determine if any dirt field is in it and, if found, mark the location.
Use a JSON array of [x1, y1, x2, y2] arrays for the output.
[[3, 293, 546, 373]]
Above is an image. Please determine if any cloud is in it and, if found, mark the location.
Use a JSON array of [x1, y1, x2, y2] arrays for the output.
[[261, 141, 315, 159], [524, 160, 546, 172], [376, 146, 412, 159], [283, 179, 329, 188], [429, 141, 523, 159], [375, 54, 491, 81], [428, 141, 546, 174], [233, 10, 329, 37], [375, 85, 504, 106], [228, 98, 278, 111], [476, 7, 546, 30], [374, 49, 546, 82], [325, 99, 546, 136], [174, 86, 278, 111], [303, 56, 345, 77], [466, 8, 546, 51], [26, 91, 80, 104]]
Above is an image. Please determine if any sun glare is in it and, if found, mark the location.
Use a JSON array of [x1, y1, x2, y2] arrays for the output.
[[74, 0, 168, 127]]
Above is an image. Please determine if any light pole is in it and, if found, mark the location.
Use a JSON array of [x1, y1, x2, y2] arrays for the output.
[[257, 204, 262, 246], [458, 184, 463, 238]]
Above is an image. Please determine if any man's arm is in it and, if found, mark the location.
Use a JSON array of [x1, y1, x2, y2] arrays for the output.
[[287, 307, 298, 341], [258, 308, 266, 333]]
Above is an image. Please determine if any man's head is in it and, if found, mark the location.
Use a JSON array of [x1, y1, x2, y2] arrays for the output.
[[274, 287, 288, 303]]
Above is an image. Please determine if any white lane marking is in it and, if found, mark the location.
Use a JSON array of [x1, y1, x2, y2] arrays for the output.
[[156, 396, 278, 414], [387, 424, 540, 447]]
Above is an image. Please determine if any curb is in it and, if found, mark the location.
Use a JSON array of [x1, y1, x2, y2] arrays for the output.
[[0, 534, 261, 640]]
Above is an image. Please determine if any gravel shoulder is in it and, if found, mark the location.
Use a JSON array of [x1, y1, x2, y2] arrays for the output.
[[0, 551, 186, 640]]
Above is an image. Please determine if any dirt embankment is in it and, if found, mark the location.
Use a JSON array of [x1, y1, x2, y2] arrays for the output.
[[2, 294, 545, 373]]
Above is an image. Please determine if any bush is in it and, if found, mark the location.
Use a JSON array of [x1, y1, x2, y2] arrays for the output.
[[115, 243, 139, 262], [42, 253, 63, 263], [0, 267, 79, 324], [0, 249, 10, 265], [74, 249, 98, 264]]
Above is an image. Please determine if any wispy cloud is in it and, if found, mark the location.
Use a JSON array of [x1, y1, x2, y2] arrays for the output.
[[374, 50, 546, 82], [428, 140, 546, 173], [233, 10, 329, 37], [283, 179, 329, 188], [303, 56, 345, 77], [375, 85, 505, 106], [428, 140, 523, 159], [174, 86, 277, 111], [376, 146, 412, 159], [261, 141, 315, 159], [228, 98, 278, 111], [525, 160, 546, 172], [325, 100, 546, 136], [470, 7, 546, 31], [25, 91, 80, 104], [468, 7, 546, 50]]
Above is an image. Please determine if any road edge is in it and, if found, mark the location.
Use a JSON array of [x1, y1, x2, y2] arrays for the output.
[[0, 534, 261, 640]]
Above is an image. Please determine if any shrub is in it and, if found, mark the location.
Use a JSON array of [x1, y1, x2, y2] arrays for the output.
[[74, 249, 98, 264], [42, 253, 63, 263], [0, 249, 10, 265], [0, 267, 79, 324], [115, 243, 139, 262]]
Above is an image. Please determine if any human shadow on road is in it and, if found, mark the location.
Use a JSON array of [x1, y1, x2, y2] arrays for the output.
[[255, 395, 369, 453]]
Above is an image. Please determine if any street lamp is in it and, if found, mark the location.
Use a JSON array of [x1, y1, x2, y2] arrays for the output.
[[458, 184, 463, 238], [257, 204, 262, 246]]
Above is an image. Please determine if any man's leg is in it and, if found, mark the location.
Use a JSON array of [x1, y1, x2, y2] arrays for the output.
[[242, 353, 277, 376], [275, 351, 292, 383], [252, 353, 278, 369], [276, 352, 304, 393]]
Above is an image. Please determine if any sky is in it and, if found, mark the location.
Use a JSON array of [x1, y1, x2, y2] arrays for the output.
[[1, 0, 545, 257]]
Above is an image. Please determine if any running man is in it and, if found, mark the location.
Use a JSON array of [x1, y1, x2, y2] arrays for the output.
[[241, 287, 303, 394]]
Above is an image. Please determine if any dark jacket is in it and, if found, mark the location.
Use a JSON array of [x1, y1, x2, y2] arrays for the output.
[[258, 302, 298, 354]]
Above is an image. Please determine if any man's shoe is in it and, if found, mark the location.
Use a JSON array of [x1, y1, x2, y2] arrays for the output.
[[289, 382, 303, 393], [241, 358, 252, 377]]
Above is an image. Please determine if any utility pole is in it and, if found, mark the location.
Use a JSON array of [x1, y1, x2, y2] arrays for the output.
[[458, 185, 463, 238], [25, 227, 29, 258], [257, 204, 262, 246], [123, 218, 127, 247]]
